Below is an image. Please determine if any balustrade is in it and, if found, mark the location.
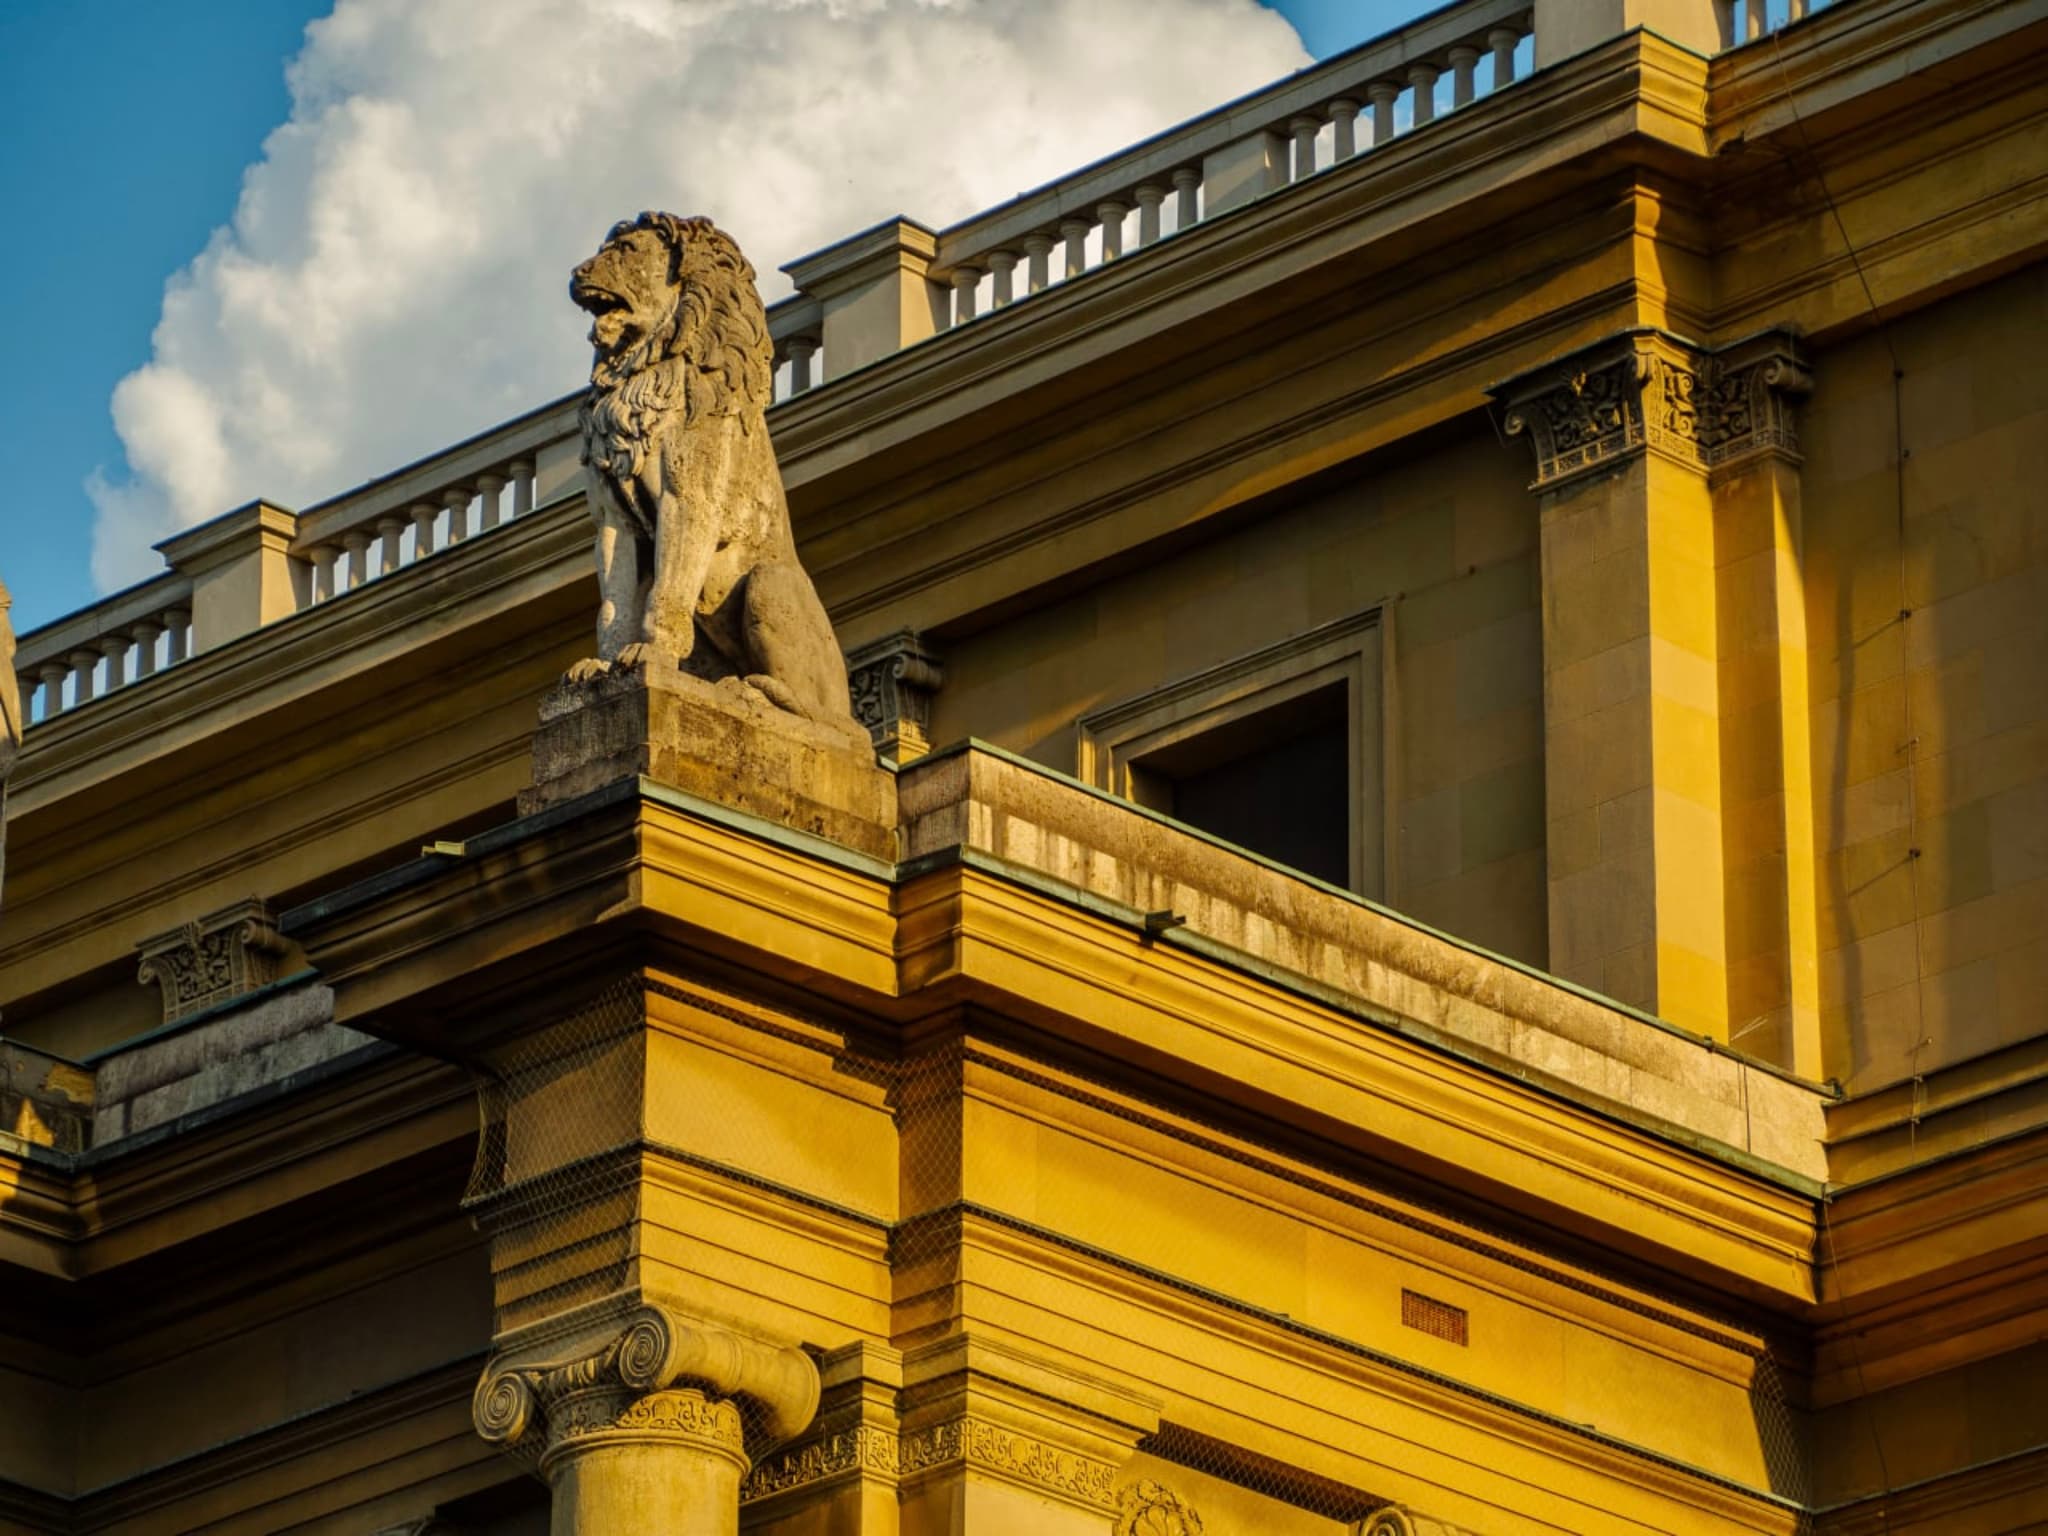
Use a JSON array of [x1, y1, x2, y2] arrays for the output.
[[16, 578, 194, 725]]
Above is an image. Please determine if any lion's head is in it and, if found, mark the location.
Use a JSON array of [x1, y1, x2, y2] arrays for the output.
[[569, 212, 772, 407]]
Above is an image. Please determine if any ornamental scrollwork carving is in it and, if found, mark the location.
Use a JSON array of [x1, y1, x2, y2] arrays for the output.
[[1117, 1478, 1206, 1535], [742, 1424, 901, 1501], [1495, 330, 1810, 489], [896, 1417, 1120, 1509], [472, 1304, 819, 1467], [845, 629, 944, 763], [135, 898, 288, 1024]]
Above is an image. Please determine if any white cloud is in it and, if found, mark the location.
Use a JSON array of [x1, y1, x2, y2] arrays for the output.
[[88, 0, 1309, 590]]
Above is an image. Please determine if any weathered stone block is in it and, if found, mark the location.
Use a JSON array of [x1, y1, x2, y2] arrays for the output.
[[520, 668, 897, 862]]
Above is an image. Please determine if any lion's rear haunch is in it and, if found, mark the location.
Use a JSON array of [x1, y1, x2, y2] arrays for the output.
[[566, 211, 867, 750]]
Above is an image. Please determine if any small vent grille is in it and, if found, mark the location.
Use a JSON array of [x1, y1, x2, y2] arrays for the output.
[[1402, 1289, 1468, 1346]]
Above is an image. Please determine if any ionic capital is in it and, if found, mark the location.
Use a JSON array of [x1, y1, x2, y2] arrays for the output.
[[472, 1303, 820, 1469], [1491, 328, 1811, 491]]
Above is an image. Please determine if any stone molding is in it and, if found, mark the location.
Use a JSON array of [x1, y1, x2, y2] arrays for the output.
[[1117, 1478, 1207, 1535], [135, 898, 288, 1025], [846, 629, 944, 763], [472, 1303, 819, 1466], [743, 1423, 901, 1501], [1492, 329, 1811, 490], [742, 1412, 1126, 1510], [895, 1415, 1121, 1510]]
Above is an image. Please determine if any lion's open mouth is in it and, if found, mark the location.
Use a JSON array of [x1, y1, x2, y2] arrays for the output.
[[570, 276, 627, 315]]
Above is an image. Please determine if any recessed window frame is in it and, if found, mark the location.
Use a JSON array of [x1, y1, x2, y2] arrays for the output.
[[1076, 609, 1385, 897]]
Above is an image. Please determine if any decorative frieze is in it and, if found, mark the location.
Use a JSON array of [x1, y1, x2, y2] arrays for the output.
[[743, 1424, 901, 1501], [1118, 1478, 1207, 1535], [846, 629, 944, 762], [135, 898, 288, 1025], [1493, 329, 1811, 490], [896, 1416, 1121, 1510]]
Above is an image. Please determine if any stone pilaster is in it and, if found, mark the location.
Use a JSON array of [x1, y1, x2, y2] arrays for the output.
[[846, 630, 945, 764], [474, 1302, 819, 1536], [1493, 329, 1812, 1047]]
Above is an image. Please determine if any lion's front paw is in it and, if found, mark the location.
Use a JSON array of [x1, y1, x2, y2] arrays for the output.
[[563, 657, 612, 685], [614, 642, 672, 672]]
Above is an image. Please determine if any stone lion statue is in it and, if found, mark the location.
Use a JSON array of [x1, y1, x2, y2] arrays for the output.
[[567, 211, 862, 742]]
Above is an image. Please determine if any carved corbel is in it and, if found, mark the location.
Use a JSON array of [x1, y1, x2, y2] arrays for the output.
[[135, 898, 288, 1025], [473, 1303, 820, 1475], [846, 630, 944, 763], [1496, 335, 1653, 489]]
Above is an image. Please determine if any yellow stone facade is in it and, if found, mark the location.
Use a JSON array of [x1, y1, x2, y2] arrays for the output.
[[2, 1, 2046, 1532]]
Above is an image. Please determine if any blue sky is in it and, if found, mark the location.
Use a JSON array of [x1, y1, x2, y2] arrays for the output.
[[0, 0, 1433, 634]]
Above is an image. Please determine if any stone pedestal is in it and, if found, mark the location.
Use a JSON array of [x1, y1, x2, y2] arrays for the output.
[[520, 668, 897, 861]]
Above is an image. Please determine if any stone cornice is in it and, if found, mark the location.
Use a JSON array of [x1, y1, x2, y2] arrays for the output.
[[1490, 327, 1811, 491]]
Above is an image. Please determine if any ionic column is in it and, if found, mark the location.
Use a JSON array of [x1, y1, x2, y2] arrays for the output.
[[1329, 97, 1360, 160], [475, 1305, 819, 1536]]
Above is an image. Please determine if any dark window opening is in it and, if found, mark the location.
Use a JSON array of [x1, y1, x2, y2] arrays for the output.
[[1128, 683, 1350, 888]]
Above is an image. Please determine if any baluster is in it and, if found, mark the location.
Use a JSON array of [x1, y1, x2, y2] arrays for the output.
[[477, 473, 506, 533], [1024, 233, 1053, 295], [1097, 202, 1128, 261], [68, 650, 99, 706], [787, 337, 818, 393], [164, 607, 191, 665], [1489, 27, 1521, 89], [1329, 98, 1360, 161], [343, 530, 372, 590], [309, 545, 338, 603], [1171, 167, 1201, 231], [131, 619, 163, 679], [509, 459, 535, 518], [1408, 63, 1441, 125], [1789, 0, 1809, 16], [1134, 185, 1166, 247], [1289, 116, 1320, 182], [38, 663, 67, 719], [411, 500, 438, 558], [1059, 218, 1091, 281], [1368, 81, 1400, 145], [1450, 46, 1479, 108], [443, 487, 471, 546], [950, 267, 981, 325], [97, 635, 128, 693], [987, 251, 1017, 308], [17, 672, 37, 725], [378, 514, 408, 572], [1745, 0, 1763, 39]]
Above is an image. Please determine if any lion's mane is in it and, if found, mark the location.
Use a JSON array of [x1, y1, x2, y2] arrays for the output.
[[579, 212, 776, 520]]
